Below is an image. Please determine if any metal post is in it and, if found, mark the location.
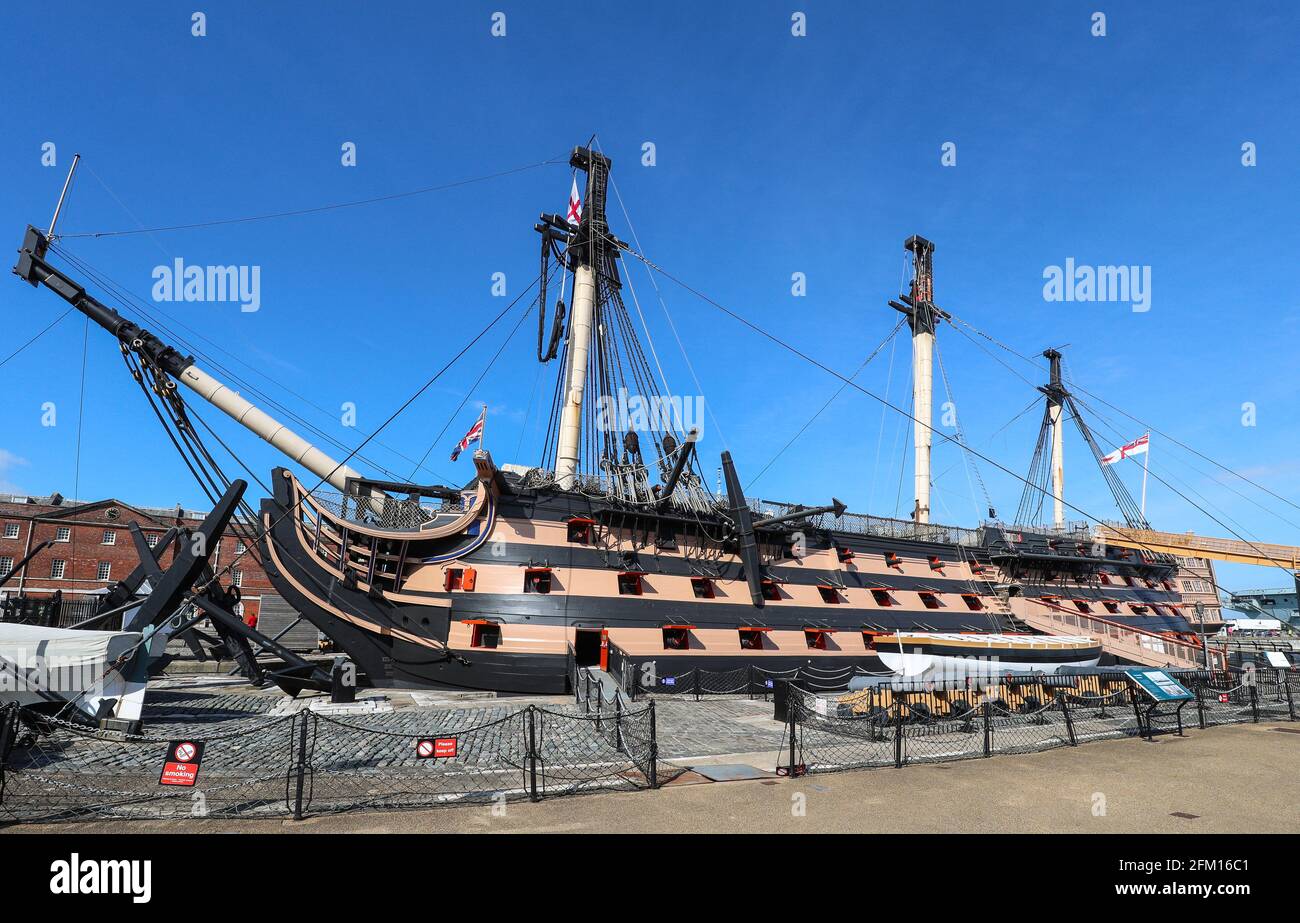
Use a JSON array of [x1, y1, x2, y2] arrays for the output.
[[694, 668, 701, 701], [982, 698, 992, 757], [786, 692, 799, 776], [748, 664, 755, 700], [1285, 674, 1296, 722], [595, 680, 603, 732], [615, 695, 624, 752], [527, 706, 540, 801], [1249, 684, 1259, 723], [1194, 681, 1207, 729], [292, 711, 310, 821], [1130, 687, 1149, 740], [1057, 691, 1077, 746], [583, 670, 590, 714], [894, 705, 905, 768], [648, 700, 659, 789]]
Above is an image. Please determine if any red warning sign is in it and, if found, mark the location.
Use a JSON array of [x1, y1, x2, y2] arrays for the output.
[[416, 737, 457, 758], [160, 740, 205, 787], [1218, 693, 1230, 704]]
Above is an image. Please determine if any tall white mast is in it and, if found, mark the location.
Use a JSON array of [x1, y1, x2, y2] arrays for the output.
[[892, 236, 939, 525], [554, 147, 611, 490], [1044, 348, 1066, 529]]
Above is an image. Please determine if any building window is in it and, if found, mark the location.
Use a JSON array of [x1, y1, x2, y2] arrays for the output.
[[817, 585, 840, 604], [0, 556, 12, 576], [469, 622, 501, 649], [50, 559, 66, 579], [918, 592, 941, 610], [55, 527, 71, 542], [232, 569, 243, 587], [690, 577, 715, 599], [870, 588, 894, 606], [961, 594, 984, 611], [235, 540, 247, 555], [145, 533, 160, 547], [101, 530, 116, 545], [738, 628, 765, 650], [2, 523, 18, 539], [524, 568, 552, 594], [618, 572, 644, 596], [97, 562, 112, 581]]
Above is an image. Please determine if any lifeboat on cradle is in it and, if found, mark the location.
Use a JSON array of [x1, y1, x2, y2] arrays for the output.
[[865, 630, 1102, 680]]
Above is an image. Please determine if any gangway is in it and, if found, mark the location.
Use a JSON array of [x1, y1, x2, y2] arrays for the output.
[[1095, 525, 1300, 572], [1014, 598, 1226, 670]]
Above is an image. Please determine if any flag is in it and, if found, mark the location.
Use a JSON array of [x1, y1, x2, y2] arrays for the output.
[[1101, 433, 1149, 465], [566, 176, 582, 227], [450, 410, 486, 461]]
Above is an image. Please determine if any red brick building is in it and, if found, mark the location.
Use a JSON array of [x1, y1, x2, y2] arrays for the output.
[[0, 493, 272, 624]]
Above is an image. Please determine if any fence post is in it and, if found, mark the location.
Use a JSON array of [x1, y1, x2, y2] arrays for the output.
[[1285, 675, 1296, 722], [595, 681, 603, 732], [748, 664, 755, 700], [982, 698, 992, 757], [291, 711, 310, 821], [1194, 682, 1206, 729], [583, 671, 591, 714], [648, 700, 659, 789], [1057, 691, 1077, 746], [615, 695, 624, 752], [894, 705, 905, 768], [694, 668, 701, 702], [527, 706, 540, 802], [1249, 684, 1259, 724], [786, 690, 799, 776]]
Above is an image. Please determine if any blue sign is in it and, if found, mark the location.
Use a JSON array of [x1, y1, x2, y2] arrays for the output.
[[1126, 668, 1193, 703], [765, 679, 774, 689], [662, 677, 676, 686]]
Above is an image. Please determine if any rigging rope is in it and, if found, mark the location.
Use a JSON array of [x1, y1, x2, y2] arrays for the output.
[[58, 157, 567, 239]]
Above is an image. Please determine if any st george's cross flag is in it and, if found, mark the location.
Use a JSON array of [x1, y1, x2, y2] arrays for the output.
[[566, 176, 582, 227], [450, 409, 486, 462], [1101, 433, 1149, 465]]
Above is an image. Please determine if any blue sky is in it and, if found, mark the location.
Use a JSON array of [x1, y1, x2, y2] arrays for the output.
[[2, 0, 1297, 592]]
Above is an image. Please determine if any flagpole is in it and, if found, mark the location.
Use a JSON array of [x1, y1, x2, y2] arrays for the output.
[[1140, 432, 1150, 520], [480, 404, 488, 456]]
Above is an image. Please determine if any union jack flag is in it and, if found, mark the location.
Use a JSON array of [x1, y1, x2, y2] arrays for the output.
[[450, 410, 485, 461]]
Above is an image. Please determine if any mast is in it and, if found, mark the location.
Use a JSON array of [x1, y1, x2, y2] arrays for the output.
[[554, 147, 611, 490], [13, 226, 367, 495], [1043, 348, 1066, 529], [890, 235, 941, 525]]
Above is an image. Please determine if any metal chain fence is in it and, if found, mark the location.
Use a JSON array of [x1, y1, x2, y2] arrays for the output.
[[777, 670, 1298, 776], [0, 697, 680, 824], [623, 663, 886, 701]]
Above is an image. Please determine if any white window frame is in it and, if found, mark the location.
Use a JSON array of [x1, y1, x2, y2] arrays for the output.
[[0, 556, 13, 575], [101, 530, 117, 545], [2, 523, 18, 539], [97, 562, 112, 581], [232, 569, 243, 587], [50, 559, 66, 579], [55, 526, 71, 542], [145, 533, 159, 547]]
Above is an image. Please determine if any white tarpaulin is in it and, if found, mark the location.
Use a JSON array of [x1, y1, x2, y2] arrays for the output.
[[0, 622, 144, 720]]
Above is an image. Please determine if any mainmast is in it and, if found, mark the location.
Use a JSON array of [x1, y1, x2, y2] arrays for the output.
[[554, 146, 611, 490], [890, 235, 944, 525], [1042, 348, 1066, 529]]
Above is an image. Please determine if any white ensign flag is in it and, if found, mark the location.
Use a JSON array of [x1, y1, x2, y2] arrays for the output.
[[1101, 433, 1149, 465]]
